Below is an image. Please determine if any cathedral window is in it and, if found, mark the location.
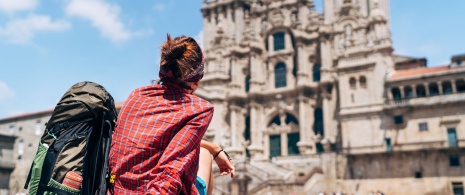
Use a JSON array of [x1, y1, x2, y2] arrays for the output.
[[391, 88, 401, 100], [449, 154, 460, 166], [394, 115, 403, 124], [269, 134, 281, 159], [442, 81, 453, 94], [428, 83, 439, 96], [313, 64, 321, 82], [418, 122, 428, 131], [275, 62, 287, 88], [447, 128, 458, 148], [385, 138, 392, 152], [314, 108, 324, 136], [456, 80, 465, 92], [416, 85, 426, 97], [404, 86, 414, 98], [244, 116, 251, 142], [273, 32, 285, 51], [287, 133, 300, 155], [269, 115, 281, 126], [349, 77, 356, 89], [452, 182, 464, 195], [245, 75, 251, 92], [359, 76, 367, 88]]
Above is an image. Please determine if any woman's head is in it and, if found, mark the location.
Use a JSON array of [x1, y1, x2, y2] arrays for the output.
[[159, 34, 204, 89]]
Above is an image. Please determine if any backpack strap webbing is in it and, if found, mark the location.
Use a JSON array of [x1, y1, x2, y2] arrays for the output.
[[48, 118, 94, 135]]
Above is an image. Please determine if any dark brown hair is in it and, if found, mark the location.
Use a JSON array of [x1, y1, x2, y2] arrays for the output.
[[160, 34, 203, 81]]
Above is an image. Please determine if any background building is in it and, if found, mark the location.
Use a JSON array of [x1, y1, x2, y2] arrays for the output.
[[0, 0, 464, 194]]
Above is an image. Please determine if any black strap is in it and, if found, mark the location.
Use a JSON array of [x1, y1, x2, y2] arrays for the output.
[[24, 162, 34, 189], [48, 118, 94, 134]]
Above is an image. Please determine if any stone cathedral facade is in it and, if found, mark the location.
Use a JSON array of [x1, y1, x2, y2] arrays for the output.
[[1, 0, 465, 194], [195, 0, 465, 194]]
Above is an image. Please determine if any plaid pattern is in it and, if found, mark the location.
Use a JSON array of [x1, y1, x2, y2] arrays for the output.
[[108, 83, 214, 195]]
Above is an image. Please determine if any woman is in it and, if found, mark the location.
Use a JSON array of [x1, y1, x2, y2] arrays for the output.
[[108, 34, 234, 195]]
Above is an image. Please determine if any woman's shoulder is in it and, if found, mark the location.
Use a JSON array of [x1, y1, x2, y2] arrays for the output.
[[189, 95, 214, 112]]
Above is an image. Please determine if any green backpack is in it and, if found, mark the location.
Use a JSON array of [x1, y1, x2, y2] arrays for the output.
[[24, 81, 117, 195]]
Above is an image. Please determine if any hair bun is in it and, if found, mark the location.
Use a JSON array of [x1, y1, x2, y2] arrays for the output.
[[165, 42, 187, 61]]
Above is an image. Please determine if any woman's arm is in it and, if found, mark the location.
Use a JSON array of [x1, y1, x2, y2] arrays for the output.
[[200, 140, 235, 178]]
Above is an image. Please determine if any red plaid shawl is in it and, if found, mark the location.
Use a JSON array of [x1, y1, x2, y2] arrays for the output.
[[108, 83, 213, 195]]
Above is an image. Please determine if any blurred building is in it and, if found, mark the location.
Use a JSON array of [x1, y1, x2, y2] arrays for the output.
[[0, 0, 464, 194], [196, 0, 465, 194]]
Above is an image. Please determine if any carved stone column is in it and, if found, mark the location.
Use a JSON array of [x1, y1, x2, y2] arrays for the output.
[[227, 105, 244, 157], [411, 85, 417, 97], [297, 96, 314, 154], [386, 88, 393, 100], [452, 80, 457, 93], [322, 89, 333, 151], [424, 83, 430, 96], [297, 43, 309, 86], [248, 102, 264, 160], [399, 86, 405, 99], [437, 81, 443, 95]]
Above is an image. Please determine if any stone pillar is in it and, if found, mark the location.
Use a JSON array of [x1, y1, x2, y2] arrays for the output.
[[268, 35, 274, 53], [452, 80, 457, 93], [297, 96, 314, 154], [411, 85, 417, 97], [387, 88, 393, 100], [322, 92, 332, 143], [399, 86, 405, 99], [281, 132, 288, 156], [248, 102, 264, 160], [424, 83, 430, 96], [297, 44, 309, 86], [437, 81, 443, 95], [228, 105, 243, 157], [285, 32, 292, 50]]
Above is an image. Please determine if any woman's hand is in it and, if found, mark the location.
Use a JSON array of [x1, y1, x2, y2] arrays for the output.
[[214, 151, 235, 178]]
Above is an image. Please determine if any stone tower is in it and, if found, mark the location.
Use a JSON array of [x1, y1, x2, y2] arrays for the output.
[[197, 0, 394, 194]]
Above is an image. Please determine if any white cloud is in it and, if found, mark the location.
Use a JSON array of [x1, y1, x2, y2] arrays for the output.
[[0, 81, 15, 101], [0, 14, 70, 44], [66, 0, 133, 43], [195, 30, 204, 50], [0, 0, 37, 13], [153, 2, 167, 12]]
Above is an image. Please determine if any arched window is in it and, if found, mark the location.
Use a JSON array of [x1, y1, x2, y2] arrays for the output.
[[456, 80, 465, 93], [428, 83, 439, 96], [391, 88, 401, 100], [359, 76, 367, 88], [245, 75, 251, 92], [442, 81, 453, 94], [349, 77, 356, 89], [314, 108, 324, 136], [275, 62, 287, 88], [273, 32, 285, 51], [404, 86, 414, 98], [285, 113, 299, 125], [416, 85, 426, 97], [313, 63, 321, 82], [269, 115, 281, 126]]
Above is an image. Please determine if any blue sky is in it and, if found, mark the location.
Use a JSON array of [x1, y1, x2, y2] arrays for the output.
[[0, 0, 464, 119]]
